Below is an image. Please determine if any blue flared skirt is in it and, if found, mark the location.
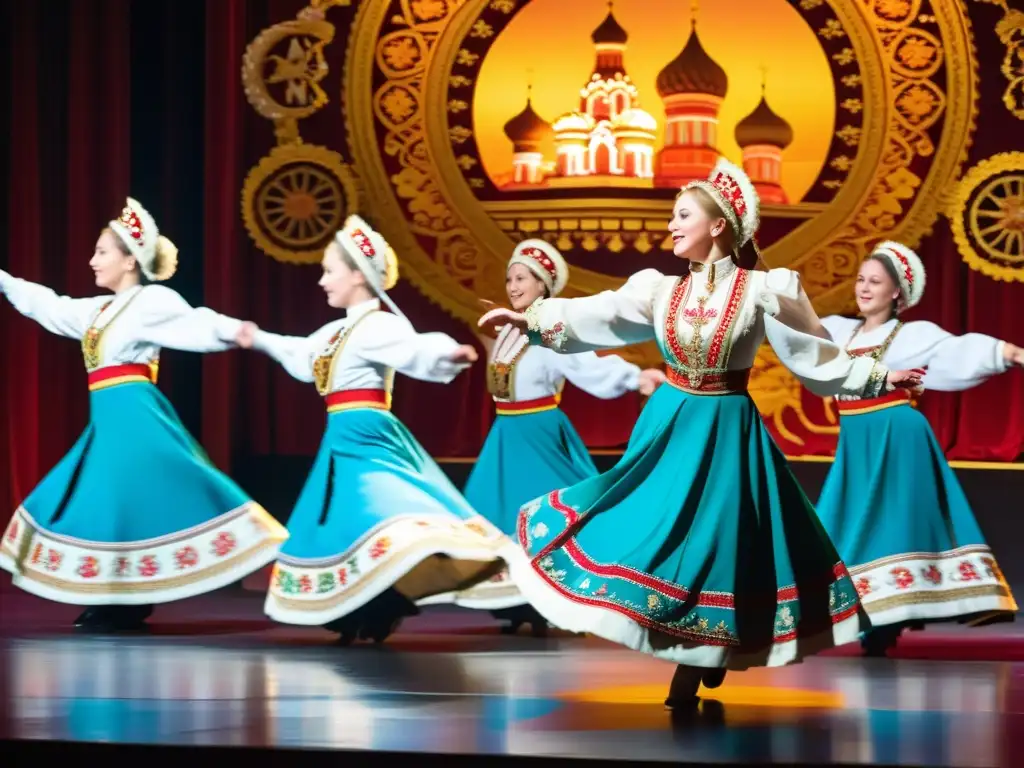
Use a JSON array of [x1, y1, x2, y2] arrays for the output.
[[505, 383, 867, 670], [431, 407, 599, 611], [263, 406, 511, 626], [465, 408, 598, 535], [0, 380, 288, 605], [815, 401, 1016, 627]]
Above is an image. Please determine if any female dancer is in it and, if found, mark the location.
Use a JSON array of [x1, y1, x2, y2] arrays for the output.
[[817, 242, 1022, 655], [479, 158, 924, 709], [423, 239, 665, 634], [235, 215, 514, 644], [0, 197, 288, 632]]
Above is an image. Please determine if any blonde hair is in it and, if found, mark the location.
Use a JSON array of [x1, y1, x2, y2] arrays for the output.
[[150, 236, 178, 281], [104, 226, 178, 282], [676, 187, 765, 271]]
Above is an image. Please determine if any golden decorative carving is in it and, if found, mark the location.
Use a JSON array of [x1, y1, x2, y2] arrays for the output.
[[947, 152, 1024, 284], [241, 9, 339, 143], [339, 0, 977, 449], [786, 0, 976, 322], [345, 0, 975, 321], [971, 0, 1024, 119], [241, 144, 359, 265], [748, 347, 839, 447], [240, 2, 357, 262]]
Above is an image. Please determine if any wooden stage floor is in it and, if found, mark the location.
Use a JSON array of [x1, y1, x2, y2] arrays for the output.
[[0, 589, 1021, 767]]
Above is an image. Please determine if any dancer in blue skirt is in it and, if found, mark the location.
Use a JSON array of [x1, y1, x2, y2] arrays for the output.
[[0, 197, 288, 632], [479, 158, 925, 709], [235, 215, 513, 644], [817, 241, 1022, 655], [422, 239, 665, 634]]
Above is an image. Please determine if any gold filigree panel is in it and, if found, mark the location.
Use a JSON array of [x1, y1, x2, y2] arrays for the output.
[[240, 2, 358, 263], [341, 0, 976, 445], [242, 144, 359, 265], [344, 0, 976, 327], [948, 152, 1024, 284], [972, 0, 1024, 119]]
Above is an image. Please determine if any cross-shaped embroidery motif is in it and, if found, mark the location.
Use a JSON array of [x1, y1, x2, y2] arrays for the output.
[[679, 295, 718, 388]]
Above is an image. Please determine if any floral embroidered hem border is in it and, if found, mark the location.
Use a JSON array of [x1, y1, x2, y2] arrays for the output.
[[517, 490, 860, 647], [0, 504, 286, 599]]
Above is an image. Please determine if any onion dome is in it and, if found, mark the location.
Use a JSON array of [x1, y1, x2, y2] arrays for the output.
[[656, 22, 727, 99], [503, 96, 553, 152], [553, 111, 596, 134], [612, 108, 658, 134], [591, 2, 628, 46], [735, 91, 793, 149]]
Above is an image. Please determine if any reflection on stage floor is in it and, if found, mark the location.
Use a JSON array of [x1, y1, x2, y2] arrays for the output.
[[0, 593, 1021, 767]]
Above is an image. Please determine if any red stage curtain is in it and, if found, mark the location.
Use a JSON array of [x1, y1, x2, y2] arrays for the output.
[[1, 0, 1019, 519], [197, 0, 1021, 467], [893, 24, 1024, 462], [1, 0, 131, 511], [198, 0, 644, 470]]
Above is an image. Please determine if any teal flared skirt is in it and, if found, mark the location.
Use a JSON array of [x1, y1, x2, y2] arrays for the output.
[[430, 407, 599, 610], [0, 381, 287, 605], [815, 401, 1016, 627], [505, 383, 867, 669], [465, 408, 598, 535], [264, 406, 511, 626]]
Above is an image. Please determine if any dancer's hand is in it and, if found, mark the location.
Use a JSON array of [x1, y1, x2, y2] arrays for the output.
[[449, 344, 479, 365], [1003, 342, 1023, 367], [886, 368, 925, 390], [479, 307, 528, 334], [638, 368, 666, 396], [236, 321, 258, 349]]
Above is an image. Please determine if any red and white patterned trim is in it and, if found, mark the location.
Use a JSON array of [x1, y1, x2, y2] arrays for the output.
[[849, 545, 1017, 627], [682, 157, 760, 247], [502, 542, 863, 670], [509, 239, 569, 297], [0, 503, 288, 605], [871, 240, 925, 311], [663, 269, 749, 389], [264, 515, 515, 625]]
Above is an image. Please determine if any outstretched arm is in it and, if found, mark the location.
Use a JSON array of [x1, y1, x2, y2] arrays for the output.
[[353, 312, 477, 384], [0, 270, 106, 339], [235, 321, 318, 383], [552, 351, 648, 399], [897, 321, 1019, 391], [759, 269, 922, 397], [479, 269, 664, 354], [134, 286, 243, 354]]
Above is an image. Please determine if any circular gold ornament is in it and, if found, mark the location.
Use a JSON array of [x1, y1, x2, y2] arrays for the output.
[[241, 144, 359, 264], [344, 0, 978, 331], [949, 151, 1024, 283]]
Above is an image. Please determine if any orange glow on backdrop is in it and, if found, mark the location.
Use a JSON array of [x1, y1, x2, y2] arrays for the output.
[[474, 0, 836, 202]]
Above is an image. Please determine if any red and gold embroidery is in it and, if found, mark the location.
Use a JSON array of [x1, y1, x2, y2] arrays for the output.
[[487, 326, 530, 400], [663, 270, 749, 391], [312, 311, 379, 395], [80, 291, 144, 372]]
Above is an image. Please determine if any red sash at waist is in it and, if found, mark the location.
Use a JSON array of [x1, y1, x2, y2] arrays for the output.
[[495, 395, 560, 416], [325, 389, 390, 412], [87, 363, 156, 391], [666, 367, 750, 395], [836, 389, 914, 416]]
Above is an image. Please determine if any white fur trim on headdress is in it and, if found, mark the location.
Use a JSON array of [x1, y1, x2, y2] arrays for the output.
[[871, 240, 926, 311], [508, 239, 569, 297], [335, 214, 405, 319], [682, 157, 761, 248], [108, 197, 177, 281]]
